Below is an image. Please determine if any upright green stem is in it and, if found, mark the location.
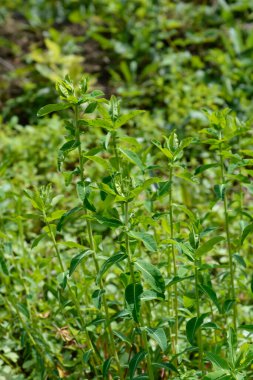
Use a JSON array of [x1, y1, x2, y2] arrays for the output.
[[168, 164, 178, 351], [74, 105, 123, 379], [124, 202, 154, 380], [44, 213, 100, 376], [219, 142, 237, 332], [194, 259, 204, 374]]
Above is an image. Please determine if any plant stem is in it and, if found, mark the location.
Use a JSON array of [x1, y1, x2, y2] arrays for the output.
[[124, 202, 154, 380], [194, 259, 204, 374], [219, 142, 237, 332], [168, 164, 178, 351], [44, 215, 100, 376], [74, 105, 123, 379]]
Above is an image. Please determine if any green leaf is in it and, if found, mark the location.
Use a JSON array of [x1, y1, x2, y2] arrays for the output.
[[214, 184, 225, 200], [141, 290, 165, 301], [17, 303, 30, 319], [84, 155, 110, 170], [176, 242, 194, 262], [102, 357, 112, 378], [85, 102, 97, 113], [125, 283, 143, 323], [114, 110, 144, 129], [92, 289, 105, 309], [134, 259, 165, 293], [87, 118, 113, 131], [59, 140, 79, 153], [129, 350, 147, 380], [95, 215, 123, 228], [120, 148, 145, 171], [128, 231, 157, 252], [199, 284, 221, 312], [96, 253, 127, 284], [152, 139, 173, 160], [83, 349, 93, 363], [195, 236, 224, 258], [205, 352, 230, 370], [57, 271, 68, 289], [113, 330, 132, 346], [57, 206, 83, 231], [145, 327, 167, 351], [167, 275, 194, 288], [0, 253, 8, 275], [203, 371, 230, 380], [240, 222, 253, 245], [155, 181, 171, 199], [195, 163, 219, 175], [153, 362, 179, 374], [186, 314, 206, 345], [223, 299, 235, 314], [238, 325, 253, 332], [31, 233, 48, 249], [69, 250, 92, 276], [37, 103, 71, 117]]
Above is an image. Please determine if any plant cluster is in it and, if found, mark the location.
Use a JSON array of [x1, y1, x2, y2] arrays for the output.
[[1, 76, 253, 379]]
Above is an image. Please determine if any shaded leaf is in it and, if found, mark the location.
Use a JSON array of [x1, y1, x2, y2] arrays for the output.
[[125, 283, 143, 323], [102, 357, 112, 378], [134, 259, 165, 294], [96, 253, 127, 284], [241, 222, 253, 245], [69, 250, 92, 276], [186, 314, 206, 345], [129, 350, 147, 380]]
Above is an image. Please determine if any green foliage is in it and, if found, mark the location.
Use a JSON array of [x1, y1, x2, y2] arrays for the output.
[[1, 2, 253, 379]]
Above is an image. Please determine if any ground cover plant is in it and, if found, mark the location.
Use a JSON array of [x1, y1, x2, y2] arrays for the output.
[[1, 1, 253, 380]]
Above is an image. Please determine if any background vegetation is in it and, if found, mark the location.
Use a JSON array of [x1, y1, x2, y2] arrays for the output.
[[1, 1, 253, 379]]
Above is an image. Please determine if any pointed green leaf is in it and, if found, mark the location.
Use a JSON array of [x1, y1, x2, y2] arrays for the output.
[[120, 148, 145, 171], [153, 362, 179, 374], [102, 357, 112, 378], [114, 110, 144, 129], [57, 206, 83, 231], [37, 103, 71, 117], [186, 314, 206, 345], [205, 352, 230, 370], [95, 215, 123, 228], [199, 284, 221, 312], [96, 253, 127, 284], [195, 236, 224, 258], [134, 259, 165, 293], [238, 325, 253, 333], [129, 350, 147, 380], [113, 330, 132, 346], [145, 327, 167, 351], [125, 283, 143, 323], [83, 349, 93, 363], [241, 222, 253, 245], [128, 231, 157, 252], [92, 289, 105, 310], [69, 250, 92, 276]]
